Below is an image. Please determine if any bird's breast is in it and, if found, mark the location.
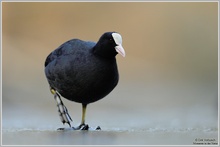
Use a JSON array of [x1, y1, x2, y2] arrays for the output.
[[53, 55, 119, 103]]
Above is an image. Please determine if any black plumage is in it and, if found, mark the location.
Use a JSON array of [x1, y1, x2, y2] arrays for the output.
[[44, 32, 125, 130]]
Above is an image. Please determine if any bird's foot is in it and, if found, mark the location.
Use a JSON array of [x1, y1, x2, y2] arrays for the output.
[[57, 125, 101, 131], [73, 124, 89, 130], [52, 89, 72, 127], [95, 126, 101, 130], [73, 124, 101, 130], [57, 124, 89, 131]]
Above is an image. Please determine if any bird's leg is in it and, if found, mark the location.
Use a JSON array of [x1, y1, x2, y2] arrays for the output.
[[73, 104, 89, 130], [50, 88, 72, 128], [73, 104, 101, 130], [81, 103, 87, 125]]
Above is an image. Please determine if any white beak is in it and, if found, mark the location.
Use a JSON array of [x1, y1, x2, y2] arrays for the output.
[[112, 33, 126, 57], [115, 44, 126, 57]]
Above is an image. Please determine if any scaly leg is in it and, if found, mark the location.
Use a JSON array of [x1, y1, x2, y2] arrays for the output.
[[73, 104, 101, 130], [50, 88, 72, 127], [73, 104, 88, 130]]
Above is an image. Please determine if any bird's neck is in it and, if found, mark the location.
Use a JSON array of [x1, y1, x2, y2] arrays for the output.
[[93, 44, 117, 59]]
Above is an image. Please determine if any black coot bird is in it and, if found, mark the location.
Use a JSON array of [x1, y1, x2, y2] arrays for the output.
[[44, 32, 125, 130]]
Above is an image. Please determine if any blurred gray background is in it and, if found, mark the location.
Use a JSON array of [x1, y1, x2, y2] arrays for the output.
[[2, 2, 218, 145]]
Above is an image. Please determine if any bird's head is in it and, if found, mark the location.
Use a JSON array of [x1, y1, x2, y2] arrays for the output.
[[94, 32, 126, 58]]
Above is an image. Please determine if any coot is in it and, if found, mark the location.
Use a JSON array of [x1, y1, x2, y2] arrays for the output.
[[44, 32, 125, 130]]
